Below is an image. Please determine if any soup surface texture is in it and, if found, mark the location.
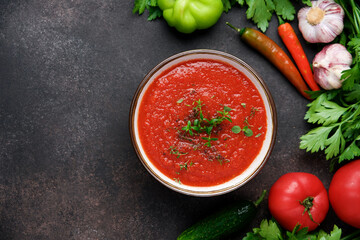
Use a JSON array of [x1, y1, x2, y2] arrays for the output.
[[138, 59, 267, 187]]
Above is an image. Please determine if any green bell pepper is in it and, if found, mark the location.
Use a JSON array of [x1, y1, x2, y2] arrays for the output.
[[158, 0, 223, 34]]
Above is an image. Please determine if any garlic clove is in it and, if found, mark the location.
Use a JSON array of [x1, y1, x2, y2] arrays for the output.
[[312, 43, 352, 90], [298, 0, 344, 43], [313, 44, 352, 67], [314, 66, 348, 90]]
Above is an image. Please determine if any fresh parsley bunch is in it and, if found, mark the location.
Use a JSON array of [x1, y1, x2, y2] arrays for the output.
[[243, 219, 360, 240], [300, 0, 360, 170]]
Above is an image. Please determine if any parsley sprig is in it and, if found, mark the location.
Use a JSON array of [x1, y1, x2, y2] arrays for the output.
[[179, 160, 193, 171], [181, 100, 259, 147], [300, 91, 360, 168], [132, 0, 162, 20], [300, 0, 360, 169], [181, 100, 233, 147]]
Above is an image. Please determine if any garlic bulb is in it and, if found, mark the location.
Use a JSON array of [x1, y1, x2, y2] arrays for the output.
[[313, 44, 352, 90], [298, 0, 344, 43]]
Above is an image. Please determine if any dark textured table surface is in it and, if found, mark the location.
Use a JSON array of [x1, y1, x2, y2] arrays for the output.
[[0, 1, 355, 239]]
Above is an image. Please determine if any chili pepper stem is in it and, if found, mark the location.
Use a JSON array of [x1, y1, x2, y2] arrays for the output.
[[277, 15, 285, 26], [254, 190, 267, 207], [226, 22, 245, 36]]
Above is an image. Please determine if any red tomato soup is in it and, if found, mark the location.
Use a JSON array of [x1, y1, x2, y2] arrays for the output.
[[138, 59, 267, 187]]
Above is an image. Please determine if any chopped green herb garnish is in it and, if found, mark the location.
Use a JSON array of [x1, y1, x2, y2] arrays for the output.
[[173, 178, 181, 184], [181, 100, 233, 147], [169, 146, 188, 158], [250, 107, 259, 118], [243, 126, 254, 137], [193, 99, 204, 113], [223, 105, 232, 112], [241, 106, 260, 137], [241, 103, 246, 108], [232, 125, 242, 134], [182, 121, 195, 136], [255, 133, 262, 138], [177, 98, 184, 104], [202, 136, 219, 147], [179, 160, 194, 171]]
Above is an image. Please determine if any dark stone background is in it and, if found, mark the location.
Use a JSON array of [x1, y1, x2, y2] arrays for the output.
[[0, 1, 356, 239]]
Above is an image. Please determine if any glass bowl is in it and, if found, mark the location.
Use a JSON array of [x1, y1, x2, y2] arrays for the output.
[[129, 49, 277, 197]]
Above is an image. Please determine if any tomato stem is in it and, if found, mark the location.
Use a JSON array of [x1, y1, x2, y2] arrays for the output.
[[299, 196, 319, 225], [254, 190, 267, 207]]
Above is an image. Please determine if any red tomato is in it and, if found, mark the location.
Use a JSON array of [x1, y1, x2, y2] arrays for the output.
[[268, 172, 329, 231], [329, 160, 360, 228]]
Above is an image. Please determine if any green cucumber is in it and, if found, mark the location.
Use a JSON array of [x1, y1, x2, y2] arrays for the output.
[[177, 190, 266, 240]]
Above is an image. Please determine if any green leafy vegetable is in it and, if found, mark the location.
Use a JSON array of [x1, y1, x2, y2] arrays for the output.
[[243, 219, 282, 240], [221, 0, 245, 13], [300, 91, 360, 165], [243, 219, 351, 240], [301, 0, 360, 169], [273, 0, 295, 21], [147, 6, 162, 20], [245, 0, 275, 32], [132, 0, 162, 20], [223, 0, 309, 32], [132, 0, 149, 15]]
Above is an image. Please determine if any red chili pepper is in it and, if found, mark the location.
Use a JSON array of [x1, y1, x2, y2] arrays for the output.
[[277, 18, 320, 91], [226, 22, 311, 100]]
